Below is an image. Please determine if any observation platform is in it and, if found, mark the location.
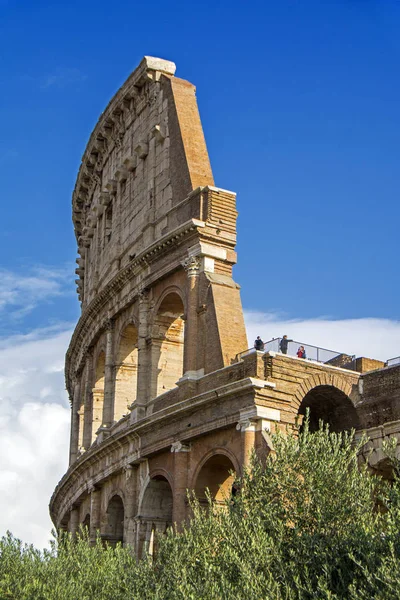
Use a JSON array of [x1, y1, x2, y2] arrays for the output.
[[237, 337, 389, 374]]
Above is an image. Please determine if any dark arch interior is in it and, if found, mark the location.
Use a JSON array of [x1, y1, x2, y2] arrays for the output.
[[104, 494, 124, 547], [195, 454, 236, 504], [82, 513, 90, 532], [140, 476, 173, 521], [298, 385, 360, 433]]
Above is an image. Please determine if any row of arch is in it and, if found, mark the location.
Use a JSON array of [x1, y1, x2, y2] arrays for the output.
[[75, 450, 237, 556], [76, 291, 186, 453], [71, 382, 397, 557]]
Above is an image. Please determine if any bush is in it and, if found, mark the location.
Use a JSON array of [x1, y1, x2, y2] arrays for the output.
[[1, 422, 399, 599]]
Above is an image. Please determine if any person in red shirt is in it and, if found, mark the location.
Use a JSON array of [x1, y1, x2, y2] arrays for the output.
[[297, 346, 306, 359]]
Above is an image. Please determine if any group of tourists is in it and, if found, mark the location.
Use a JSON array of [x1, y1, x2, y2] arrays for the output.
[[254, 335, 307, 359]]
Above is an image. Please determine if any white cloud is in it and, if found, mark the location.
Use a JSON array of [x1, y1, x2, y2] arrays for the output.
[[0, 327, 72, 549], [244, 311, 400, 363], [0, 266, 71, 321], [41, 68, 87, 89]]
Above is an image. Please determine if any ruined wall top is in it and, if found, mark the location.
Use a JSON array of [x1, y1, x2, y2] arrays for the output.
[[73, 56, 215, 306]]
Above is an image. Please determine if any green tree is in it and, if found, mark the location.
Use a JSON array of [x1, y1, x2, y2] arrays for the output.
[[1, 423, 400, 599]]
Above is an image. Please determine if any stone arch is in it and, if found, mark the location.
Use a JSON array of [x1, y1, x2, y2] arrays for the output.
[[293, 372, 355, 410], [193, 450, 238, 506], [137, 475, 173, 557], [153, 285, 186, 317], [103, 494, 125, 547], [114, 322, 139, 421], [150, 290, 185, 399], [297, 381, 360, 433], [92, 350, 106, 442]]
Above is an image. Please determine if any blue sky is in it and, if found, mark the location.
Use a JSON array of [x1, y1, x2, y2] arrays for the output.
[[0, 0, 400, 546], [1, 0, 399, 337]]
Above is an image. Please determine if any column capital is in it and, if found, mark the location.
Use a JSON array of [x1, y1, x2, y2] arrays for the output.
[[182, 256, 200, 277], [171, 440, 191, 453], [138, 287, 150, 302], [236, 419, 257, 433], [87, 482, 100, 494], [104, 317, 114, 331]]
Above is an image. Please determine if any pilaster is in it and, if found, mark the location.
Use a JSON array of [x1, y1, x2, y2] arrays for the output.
[[171, 441, 191, 526], [89, 486, 101, 544], [182, 256, 201, 376], [82, 348, 94, 450], [69, 380, 81, 464], [69, 506, 80, 538], [123, 465, 137, 545], [131, 290, 149, 423], [103, 318, 115, 427]]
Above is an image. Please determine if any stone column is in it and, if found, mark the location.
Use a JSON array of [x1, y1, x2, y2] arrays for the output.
[[237, 419, 257, 471], [82, 349, 94, 451], [171, 441, 191, 526], [123, 465, 137, 546], [69, 506, 80, 537], [103, 319, 115, 427], [89, 486, 101, 545], [131, 290, 149, 422], [182, 257, 200, 376], [69, 379, 81, 465]]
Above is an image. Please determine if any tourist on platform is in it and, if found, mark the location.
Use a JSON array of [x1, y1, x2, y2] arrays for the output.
[[297, 346, 306, 359], [279, 335, 292, 354], [254, 336, 265, 351]]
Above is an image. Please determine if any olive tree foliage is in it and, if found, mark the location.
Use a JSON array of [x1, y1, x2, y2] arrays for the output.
[[1, 422, 400, 599]]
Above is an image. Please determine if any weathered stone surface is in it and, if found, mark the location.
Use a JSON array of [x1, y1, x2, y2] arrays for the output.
[[51, 57, 400, 556]]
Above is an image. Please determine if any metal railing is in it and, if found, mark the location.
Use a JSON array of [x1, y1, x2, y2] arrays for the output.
[[237, 337, 354, 366], [386, 356, 400, 367]]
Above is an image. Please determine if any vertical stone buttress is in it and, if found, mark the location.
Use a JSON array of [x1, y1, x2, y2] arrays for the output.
[[103, 319, 115, 427]]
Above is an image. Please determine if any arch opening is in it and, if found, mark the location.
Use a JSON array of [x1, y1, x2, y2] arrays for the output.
[[151, 293, 185, 399], [92, 351, 105, 442], [195, 454, 236, 506], [115, 324, 138, 421], [104, 494, 124, 547], [82, 513, 90, 533], [298, 384, 360, 433], [138, 476, 173, 557]]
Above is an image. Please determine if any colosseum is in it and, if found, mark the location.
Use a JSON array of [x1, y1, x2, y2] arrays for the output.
[[50, 56, 400, 556]]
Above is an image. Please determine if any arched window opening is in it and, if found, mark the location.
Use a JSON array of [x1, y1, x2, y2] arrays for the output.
[[298, 385, 360, 433], [138, 476, 173, 557], [115, 324, 138, 421], [104, 495, 124, 547], [105, 205, 112, 244], [195, 454, 236, 507], [372, 458, 396, 482], [92, 351, 105, 442], [82, 513, 90, 534], [151, 293, 185, 399]]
